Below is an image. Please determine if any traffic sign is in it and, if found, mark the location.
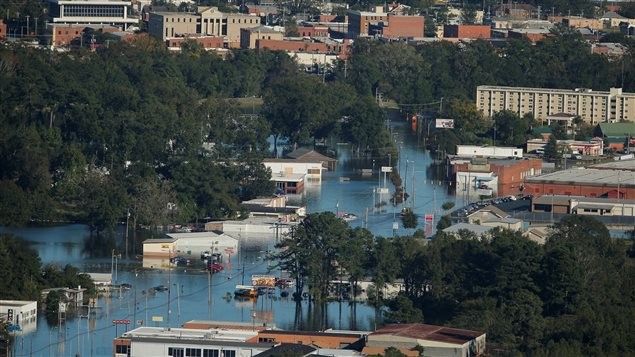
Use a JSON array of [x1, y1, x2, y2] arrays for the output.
[[112, 319, 131, 325]]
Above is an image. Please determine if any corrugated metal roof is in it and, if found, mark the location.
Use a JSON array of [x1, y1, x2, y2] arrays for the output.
[[371, 324, 484, 345]]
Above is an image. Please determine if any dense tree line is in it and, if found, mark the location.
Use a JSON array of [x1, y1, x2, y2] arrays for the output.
[[0, 234, 94, 301], [277, 213, 635, 355], [1, 27, 632, 232], [0, 37, 394, 235]]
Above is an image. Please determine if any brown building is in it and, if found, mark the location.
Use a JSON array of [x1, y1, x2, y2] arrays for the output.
[[382, 15, 425, 39], [297, 24, 329, 37], [347, 7, 387, 38], [240, 26, 283, 49], [248, 330, 365, 348], [50, 24, 119, 48], [443, 24, 491, 39], [167, 36, 224, 49], [524, 168, 635, 199], [492, 158, 543, 196], [452, 158, 542, 197], [0, 19, 6, 40], [508, 29, 550, 44], [256, 39, 351, 60]]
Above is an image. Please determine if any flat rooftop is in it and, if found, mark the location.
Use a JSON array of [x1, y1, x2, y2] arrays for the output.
[[525, 168, 635, 187], [122, 327, 258, 342], [371, 323, 484, 345], [590, 159, 635, 171]]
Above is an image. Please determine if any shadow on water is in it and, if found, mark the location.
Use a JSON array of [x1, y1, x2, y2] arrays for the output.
[[82, 232, 117, 259]]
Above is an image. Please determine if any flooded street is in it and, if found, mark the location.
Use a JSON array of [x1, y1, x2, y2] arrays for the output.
[[1, 120, 460, 356]]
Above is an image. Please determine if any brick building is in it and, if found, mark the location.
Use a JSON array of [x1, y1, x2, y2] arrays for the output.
[[524, 168, 635, 199], [50, 24, 119, 48], [255, 38, 350, 60], [166, 36, 224, 50], [0, 19, 6, 40], [247, 330, 365, 348], [452, 157, 542, 197], [443, 24, 491, 39], [297, 24, 329, 37], [381, 15, 425, 38], [508, 29, 550, 43], [347, 7, 387, 37]]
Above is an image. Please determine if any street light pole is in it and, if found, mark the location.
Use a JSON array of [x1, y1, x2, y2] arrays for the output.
[[25, 15, 30, 37]]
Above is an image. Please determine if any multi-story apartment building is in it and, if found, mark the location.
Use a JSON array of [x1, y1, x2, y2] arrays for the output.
[[48, 0, 138, 29], [476, 85, 635, 124]]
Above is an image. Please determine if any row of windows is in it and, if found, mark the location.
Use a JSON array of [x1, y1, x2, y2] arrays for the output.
[[168, 347, 236, 357], [63, 5, 124, 17], [231, 18, 257, 24], [167, 17, 194, 23]]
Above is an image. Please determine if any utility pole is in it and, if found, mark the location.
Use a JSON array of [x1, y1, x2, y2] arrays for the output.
[[125, 209, 130, 259]]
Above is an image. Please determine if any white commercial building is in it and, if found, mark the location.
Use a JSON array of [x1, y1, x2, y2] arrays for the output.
[[166, 231, 238, 259], [114, 326, 274, 357], [456, 145, 523, 159], [48, 0, 138, 29], [0, 300, 38, 333], [476, 85, 635, 124]]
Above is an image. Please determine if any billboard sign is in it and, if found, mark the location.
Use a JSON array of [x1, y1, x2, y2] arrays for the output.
[[435, 119, 454, 129], [381, 166, 393, 173], [252, 275, 276, 287]]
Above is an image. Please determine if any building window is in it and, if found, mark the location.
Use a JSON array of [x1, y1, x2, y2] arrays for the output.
[[221, 351, 236, 357], [115, 345, 129, 354], [186, 348, 202, 357], [169, 347, 185, 357], [203, 350, 219, 357]]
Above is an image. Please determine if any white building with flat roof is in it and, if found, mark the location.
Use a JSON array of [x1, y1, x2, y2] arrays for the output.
[[48, 0, 138, 29], [0, 300, 38, 333], [456, 145, 524, 159], [114, 326, 274, 357]]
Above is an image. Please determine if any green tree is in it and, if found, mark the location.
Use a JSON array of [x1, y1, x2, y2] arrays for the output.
[[0, 180, 31, 226], [543, 135, 560, 162], [460, 5, 478, 24], [493, 110, 530, 146], [402, 209, 418, 229], [384, 295, 424, 323], [284, 18, 300, 37], [273, 212, 350, 301]]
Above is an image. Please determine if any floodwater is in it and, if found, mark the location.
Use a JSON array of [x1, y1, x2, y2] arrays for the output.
[[0, 120, 460, 356]]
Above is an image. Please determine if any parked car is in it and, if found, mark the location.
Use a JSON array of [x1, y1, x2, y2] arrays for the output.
[[207, 262, 224, 273], [154, 285, 169, 292]]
